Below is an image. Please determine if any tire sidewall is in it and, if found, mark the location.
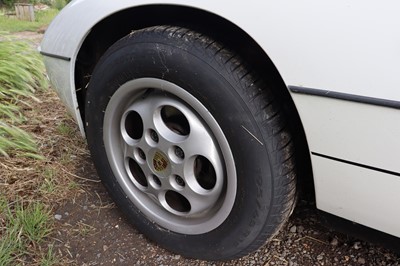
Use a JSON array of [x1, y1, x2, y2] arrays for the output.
[[86, 33, 275, 259]]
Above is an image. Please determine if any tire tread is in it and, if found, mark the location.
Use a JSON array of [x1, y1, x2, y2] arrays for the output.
[[103, 25, 298, 260], [138, 25, 297, 259]]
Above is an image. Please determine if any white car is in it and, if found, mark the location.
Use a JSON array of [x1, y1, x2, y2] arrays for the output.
[[40, 0, 400, 260]]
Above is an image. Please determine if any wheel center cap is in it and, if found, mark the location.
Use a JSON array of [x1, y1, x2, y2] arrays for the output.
[[153, 151, 169, 172], [148, 149, 171, 177]]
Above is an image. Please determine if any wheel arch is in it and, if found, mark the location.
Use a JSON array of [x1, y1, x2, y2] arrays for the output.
[[75, 4, 314, 199], [75, 5, 284, 117]]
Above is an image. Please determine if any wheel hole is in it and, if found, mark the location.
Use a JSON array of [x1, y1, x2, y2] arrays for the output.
[[174, 175, 185, 187], [136, 148, 146, 161], [128, 158, 148, 187], [124, 111, 143, 140], [149, 129, 159, 143], [194, 156, 216, 190], [174, 146, 185, 160], [151, 175, 162, 188], [161, 106, 190, 136], [165, 190, 191, 213]]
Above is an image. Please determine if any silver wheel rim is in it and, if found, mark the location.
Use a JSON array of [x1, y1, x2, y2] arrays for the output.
[[104, 78, 237, 234]]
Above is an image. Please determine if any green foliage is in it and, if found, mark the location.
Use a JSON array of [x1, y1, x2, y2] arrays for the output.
[[2, 0, 15, 8], [0, 198, 53, 264], [56, 121, 74, 137], [40, 168, 58, 193], [52, 0, 66, 10], [0, 226, 20, 265], [40, 244, 58, 266], [13, 201, 52, 243], [2, 0, 53, 8], [39, 0, 53, 5], [0, 0, 71, 10], [0, 123, 44, 158], [0, 36, 46, 97], [0, 33, 47, 158], [0, 9, 59, 32]]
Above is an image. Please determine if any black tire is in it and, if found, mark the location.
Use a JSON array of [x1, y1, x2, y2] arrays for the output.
[[85, 26, 296, 260]]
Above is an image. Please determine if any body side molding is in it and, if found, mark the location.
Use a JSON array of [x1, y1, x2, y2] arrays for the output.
[[40, 51, 71, 62], [312, 152, 400, 177], [289, 86, 400, 110]]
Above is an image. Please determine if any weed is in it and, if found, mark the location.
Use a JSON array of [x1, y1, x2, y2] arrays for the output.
[[40, 244, 58, 266], [0, 35, 47, 97], [56, 122, 74, 137], [0, 198, 53, 264], [10, 201, 52, 243], [0, 33, 47, 158], [0, 122, 43, 158], [0, 226, 21, 265], [0, 25, 86, 265], [40, 168, 58, 193]]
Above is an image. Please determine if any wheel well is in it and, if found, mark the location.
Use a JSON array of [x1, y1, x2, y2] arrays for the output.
[[75, 5, 285, 116], [75, 4, 314, 199]]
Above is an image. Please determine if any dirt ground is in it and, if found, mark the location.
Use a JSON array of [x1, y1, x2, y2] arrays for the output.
[[51, 156, 400, 266], [16, 32, 400, 265]]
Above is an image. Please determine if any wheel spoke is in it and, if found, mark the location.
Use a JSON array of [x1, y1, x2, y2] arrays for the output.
[[180, 183, 221, 215], [103, 77, 236, 235], [125, 97, 159, 134], [123, 143, 135, 159]]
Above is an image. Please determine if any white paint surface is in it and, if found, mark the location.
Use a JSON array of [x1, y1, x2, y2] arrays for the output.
[[291, 93, 400, 173], [41, 0, 400, 101], [313, 155, 400, 238]]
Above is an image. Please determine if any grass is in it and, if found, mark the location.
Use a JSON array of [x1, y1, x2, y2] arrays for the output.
[[0, 16, 89, 266], [40, 168, 58, 194], [0, 88, 88, 265], [0, 9, 59, 32], [40, 244, 58, 266], [0, 35, 47, 98], [0, 198, 53, 264], [0, 31, 57, 265], [56, 121, 75, 137], [0, 33, 47, 158], [0, 123, 42, 158]]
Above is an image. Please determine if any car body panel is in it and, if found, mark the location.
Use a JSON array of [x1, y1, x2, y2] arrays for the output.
[[41, 0, 400, 238], [42, 57, 84, 132], [41, 0, 400, 101], [313, 155, 400, 237], [292, 93, 400, 237], [292, 93, 400, 173]]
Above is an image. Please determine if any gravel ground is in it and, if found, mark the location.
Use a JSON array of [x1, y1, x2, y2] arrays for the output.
[[50, 151, 400, 266]]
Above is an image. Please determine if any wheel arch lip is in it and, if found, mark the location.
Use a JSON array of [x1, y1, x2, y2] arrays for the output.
[[41, 1, 281, 61], [40, 1, 296, 135]]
